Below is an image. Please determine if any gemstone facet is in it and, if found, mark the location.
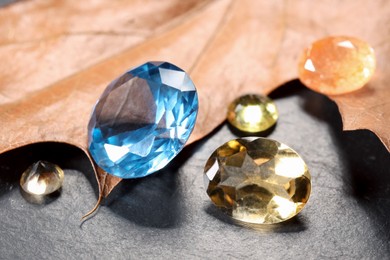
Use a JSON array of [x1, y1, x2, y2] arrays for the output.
[[88, 62, 198, 179], [20, 161, 64, 196], [203, 137, 311, 224], [227, 94, 278, 133], [298, 36, 376, 95]]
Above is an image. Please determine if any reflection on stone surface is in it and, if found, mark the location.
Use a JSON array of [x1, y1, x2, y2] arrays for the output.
[[20, 160, 64, 196], [204, 137, 311, 224], [88, 62, 198, 179], [298, 36, 376, 95], [227, 94, 278, 133]]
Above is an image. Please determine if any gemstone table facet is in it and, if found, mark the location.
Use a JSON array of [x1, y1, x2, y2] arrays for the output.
[[20, 161, 64, 196], [227, 94, 278, 133], [298, 36, 376, 95], [88, 62, 199, 179], [203, 137, 311, 224]]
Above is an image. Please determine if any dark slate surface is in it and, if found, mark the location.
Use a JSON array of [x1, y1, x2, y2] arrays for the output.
[[0, 78, 389, 259]]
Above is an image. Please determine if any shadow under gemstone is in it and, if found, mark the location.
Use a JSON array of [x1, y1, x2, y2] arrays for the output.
[[104, 169, 183, 229], [204, 204, 307, 233], [19, 187, 62, 205], [227, 120, 277, 138], [0, 142, 97, 199], [271, 79, 390, 244], [105, 139, 204, 229]]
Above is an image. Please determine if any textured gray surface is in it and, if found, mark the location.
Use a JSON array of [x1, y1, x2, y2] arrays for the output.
[[0, 81, 389, 259]]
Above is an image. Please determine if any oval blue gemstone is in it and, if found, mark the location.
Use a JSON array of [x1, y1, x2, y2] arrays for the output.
[[88, 61, 199, 179]]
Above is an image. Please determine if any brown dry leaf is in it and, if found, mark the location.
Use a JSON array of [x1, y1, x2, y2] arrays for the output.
[[189, 0, 390, 150], [0, 0, 389, 207], [331, 56, 390, 151]]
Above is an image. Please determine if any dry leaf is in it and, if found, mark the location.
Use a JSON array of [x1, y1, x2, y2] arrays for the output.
[[331, 56, 390, 150], [189, 0, 390, 150], [0, 0, 235, 201], [0, 0, 389, 209]]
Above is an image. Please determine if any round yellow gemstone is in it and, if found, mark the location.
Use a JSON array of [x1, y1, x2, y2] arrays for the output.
[[298, 36, 376, 95], [20, 161, 64, 196], [227, 94, 278, 133], [203, 137, 311, 224]]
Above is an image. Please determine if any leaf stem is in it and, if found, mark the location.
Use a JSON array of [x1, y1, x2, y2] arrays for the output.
[[81, 170, 107, 221], [80, 193, 103, 221]]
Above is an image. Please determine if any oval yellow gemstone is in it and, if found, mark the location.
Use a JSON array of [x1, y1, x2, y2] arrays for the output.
[[298, 36, 376, 95], [20, 161, 64, 196], [227, 94, 278, 133], [203, 137, 311, 224]]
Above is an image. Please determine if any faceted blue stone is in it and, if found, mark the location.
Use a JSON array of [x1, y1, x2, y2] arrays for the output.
[[88, 62, 198, 179]]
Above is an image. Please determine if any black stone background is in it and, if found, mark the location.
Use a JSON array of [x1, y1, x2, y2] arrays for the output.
[[0, 2, 390, 259]]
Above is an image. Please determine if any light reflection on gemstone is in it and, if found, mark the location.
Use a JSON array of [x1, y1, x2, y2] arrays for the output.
[[88, 62, 198, 179], [337, 40, 354, 49], [227, 94, 278, 133], [20, 161, 64, 196], [304, 59, 316, 72], [203, 137, 311, 224], [298, 36, 376, 95]]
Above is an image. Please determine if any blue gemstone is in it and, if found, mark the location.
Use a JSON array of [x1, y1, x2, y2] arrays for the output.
[[88, 62, 198, 179]]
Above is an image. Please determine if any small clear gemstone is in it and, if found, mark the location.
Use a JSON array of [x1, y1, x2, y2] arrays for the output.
[[298, 36, 376, 95], [227, 94, 278, 133], [88, 62, 198, 179], [20, 161, 64, 195], [204, 137, 311, 224]]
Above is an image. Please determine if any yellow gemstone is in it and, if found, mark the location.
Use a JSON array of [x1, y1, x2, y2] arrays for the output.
[[298, 36, 376, 95], [203, 137, 311, 224], [20, 161, 64, 196], [227, 94, 278, 133]]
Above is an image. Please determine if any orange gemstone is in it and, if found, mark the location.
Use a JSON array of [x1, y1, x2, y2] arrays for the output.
[[298, 36, 376, 95]]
